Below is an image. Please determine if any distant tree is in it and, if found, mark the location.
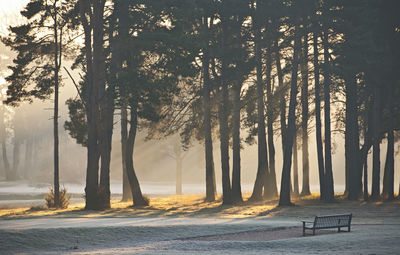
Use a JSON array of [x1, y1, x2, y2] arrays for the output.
[[0, 94, 12, 180], [166, 137, 188, 195]]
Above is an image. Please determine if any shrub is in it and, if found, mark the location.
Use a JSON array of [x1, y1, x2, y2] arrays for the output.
[[45, 186, 70, 209]]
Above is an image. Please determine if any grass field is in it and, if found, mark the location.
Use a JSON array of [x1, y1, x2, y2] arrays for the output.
[[1, 194, 400, 254]]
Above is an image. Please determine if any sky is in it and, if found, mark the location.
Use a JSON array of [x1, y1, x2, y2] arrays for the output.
[[0, 0, 29, 36]]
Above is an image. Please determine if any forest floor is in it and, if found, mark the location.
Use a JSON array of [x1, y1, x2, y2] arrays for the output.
[[1, 194, 400, 254]]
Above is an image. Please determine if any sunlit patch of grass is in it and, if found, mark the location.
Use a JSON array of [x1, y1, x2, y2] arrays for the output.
[[0, 202, 86, 219], [0, 207, 28, 217], [0, 194, 279, 219], [1, 193, 399, 220]]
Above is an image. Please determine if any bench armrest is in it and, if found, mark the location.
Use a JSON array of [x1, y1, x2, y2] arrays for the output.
[[301, 221, 313, 223]]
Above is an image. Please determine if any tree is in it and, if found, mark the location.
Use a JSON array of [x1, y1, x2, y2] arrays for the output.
[[3, 0, 76, 207], [78, 0, 107, 209], [312, 27, 326, 200], [322, 14, 334, 201], [218, 11, 232, 204], [166, 137, 188, 195], [0, 96, 12, 181], [292, 128, 299, 195], [279, 5, 301, 206], [249, 0, 268, 202], [119, 0, 199, 206], [265, 16, 278, 199], [299, 31, 310, 197], [201, 6, 217, 202]]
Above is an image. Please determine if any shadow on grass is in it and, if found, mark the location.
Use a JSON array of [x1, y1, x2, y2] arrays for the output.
[[2, 194, 400, 220]]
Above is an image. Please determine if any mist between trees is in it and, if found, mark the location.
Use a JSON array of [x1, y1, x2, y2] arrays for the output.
[[0, 0, 399, 209]]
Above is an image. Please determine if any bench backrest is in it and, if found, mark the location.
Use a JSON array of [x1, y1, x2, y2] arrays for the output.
[[314, 214, 352, 229]]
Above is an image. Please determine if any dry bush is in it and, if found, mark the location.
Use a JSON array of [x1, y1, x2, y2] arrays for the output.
[[45, 186, 70, 209]]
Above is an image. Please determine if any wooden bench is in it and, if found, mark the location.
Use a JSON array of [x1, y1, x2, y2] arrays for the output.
[[301, 213, 352, 236]]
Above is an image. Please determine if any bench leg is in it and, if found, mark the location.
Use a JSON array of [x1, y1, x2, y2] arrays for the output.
[[338, 227, 341, 233], [348, 225, 351, 232], [303, 222, 305, 236], [313, 228, 315, 235]]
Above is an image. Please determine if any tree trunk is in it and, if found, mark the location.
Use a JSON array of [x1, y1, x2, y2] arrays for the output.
[[53, 68, 60, 207], [363, 153, 369, 201], [371, 142, 381, 199], [293, 130, 299, 195], [371, 85, 381, 200], [323, 28, 334, 202], [250, 21, 268, 202], [300, 34, 311, 196], [279, 18, 300, 206], [382, 130, 394, 200], [80, 0, 104, 210], [98, 6, 123, 209], [275, 37, 286, 156], [176, 156, 183, 195], [1, 141, 11, 180], [53, 8, 60, 207], [265, 40, 278, 199], [346, 74, 362, 200], [173, 139, 183, 195], [32, 136, 39, 177], [121, 106, 132, 201], [1, 138, 11, 181], [12, 139, 20, 180], [218, 88, 232, 204], [0, 107, 5, 179], [313, 31, 326, 200], [202, 16, 216, 202], [363, 125, 369, 201], [125, 107, 148, 206], [231, 81, 242, 202], [99, 94, 114, 209], [218, 15, 232, 205], [0, 105, 12, 181], [23, 137, 33, 179], [115, 0, 132, 202]]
